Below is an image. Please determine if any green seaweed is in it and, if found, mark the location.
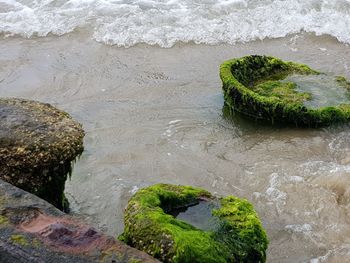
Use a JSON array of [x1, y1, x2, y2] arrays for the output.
[[220, 55, 350, 127], [120, 184, 268, 263], [34, 162, 72, 212], [213, 196, 268, 262], [253, 80, 311, 104], [336, 76, 350, 94]]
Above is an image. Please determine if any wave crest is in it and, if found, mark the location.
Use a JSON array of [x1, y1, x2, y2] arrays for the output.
[[1, 0, 350, 47]]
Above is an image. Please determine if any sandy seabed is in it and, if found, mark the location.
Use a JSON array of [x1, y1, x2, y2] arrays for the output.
[[1, 32, 350, 262]]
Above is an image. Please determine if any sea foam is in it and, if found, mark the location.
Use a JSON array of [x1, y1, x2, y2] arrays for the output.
[[1, 0, 350, 47]]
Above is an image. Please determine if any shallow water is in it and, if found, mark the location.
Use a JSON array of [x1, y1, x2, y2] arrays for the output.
[[284, 74, 350, 108], [170, 200, 221, 232], [1, 33, 350, 262]]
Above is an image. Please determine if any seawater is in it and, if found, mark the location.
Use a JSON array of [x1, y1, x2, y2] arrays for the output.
[[170, 200, 221, 231], [283, 74, 350, 108], [1, 32, 350, 263], [1, 0, 350, 47]]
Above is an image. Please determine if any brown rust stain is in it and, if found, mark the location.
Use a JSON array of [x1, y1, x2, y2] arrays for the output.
[[20, 213, 59, 233]]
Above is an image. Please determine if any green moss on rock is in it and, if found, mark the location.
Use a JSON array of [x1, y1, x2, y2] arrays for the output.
[[253, 81, 311, 104], [120, 184, 268, 263], [10, 234, 29, 247], [129, 259, 143, 263], [212, 196, 268, 262], [336, 75, 350, 92], [0, 98, 84, 211], [0, 215, 8, 225], [220, 55, 350, 127]]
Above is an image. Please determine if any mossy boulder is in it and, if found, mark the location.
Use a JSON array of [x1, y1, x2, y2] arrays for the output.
[[220, 55, 350, 127], [119, 184, 268, 263], [0, 98, 84, 211]]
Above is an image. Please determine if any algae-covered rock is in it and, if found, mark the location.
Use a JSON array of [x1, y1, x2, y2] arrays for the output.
[[0, 98, 84, 211], [220, 55, 350, 127], [120, 184, 268, 263]]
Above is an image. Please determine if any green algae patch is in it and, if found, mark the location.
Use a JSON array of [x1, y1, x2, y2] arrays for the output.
[[336, 76, 350, 90], [10, 234, 29, 247], [253, 81, 311, 104], [120, 184, 268, 263], [212, 196, 268, 262], [0, 215, 8, 225], [220, 55, 350, 127], [0, 98, 84, 211], [32, 238, 41, 248]]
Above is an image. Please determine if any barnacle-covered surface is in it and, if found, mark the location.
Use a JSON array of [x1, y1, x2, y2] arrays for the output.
[[0, 98, 84, 210], [220, 55, 350, 127]]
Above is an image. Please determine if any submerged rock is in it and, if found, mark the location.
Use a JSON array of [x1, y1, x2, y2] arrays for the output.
[[0, 98, 84, 211], [0, 179, 159, 263], [119, 184, 268, 263], [220, 55, 350, 127]]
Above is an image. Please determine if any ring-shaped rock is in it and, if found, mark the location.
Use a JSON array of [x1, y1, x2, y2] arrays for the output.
[[120, 184, 268, 263], [220, 55, 350, 127], [0, 98, 84, 211]]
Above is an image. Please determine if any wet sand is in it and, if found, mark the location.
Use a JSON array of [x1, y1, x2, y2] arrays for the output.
[[1, 32, 350, 262]]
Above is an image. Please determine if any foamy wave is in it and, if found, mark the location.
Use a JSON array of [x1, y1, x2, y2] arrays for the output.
[[285, 223, 312, 234], [1, 0, 350, 47], [310, 245, 350, 263]]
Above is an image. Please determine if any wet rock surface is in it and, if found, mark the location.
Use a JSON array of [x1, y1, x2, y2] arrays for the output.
[[0, 179, 159, 263], [0, 98, 85, 210]]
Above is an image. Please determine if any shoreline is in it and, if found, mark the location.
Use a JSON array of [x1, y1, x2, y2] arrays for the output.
[[1, 32, 350, 262]]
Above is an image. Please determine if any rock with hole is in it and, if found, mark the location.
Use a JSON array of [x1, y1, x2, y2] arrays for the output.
[[220, 55, 350, 127], [119, 184, 268, 263]]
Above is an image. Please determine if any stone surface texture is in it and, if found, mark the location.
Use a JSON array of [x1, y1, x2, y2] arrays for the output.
[[0, 179, 159, 263], [0, 98, 85, 210]]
